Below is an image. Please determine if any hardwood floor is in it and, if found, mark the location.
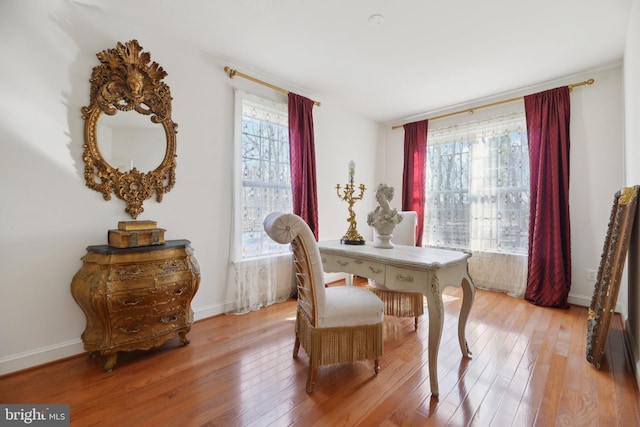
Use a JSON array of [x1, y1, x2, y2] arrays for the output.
[[2, 280, 639, 426]]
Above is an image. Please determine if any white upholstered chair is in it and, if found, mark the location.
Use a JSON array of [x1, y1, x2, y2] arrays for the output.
[[369, 211, 425, 330], [264, 212, 385, 393]]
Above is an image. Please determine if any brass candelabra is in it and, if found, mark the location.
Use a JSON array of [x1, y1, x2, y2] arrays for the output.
[[336, 161, 366, 245]]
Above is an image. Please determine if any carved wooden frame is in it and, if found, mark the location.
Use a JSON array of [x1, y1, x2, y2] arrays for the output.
[[586, 185, 639, 368], [81, 40, 177, 218]]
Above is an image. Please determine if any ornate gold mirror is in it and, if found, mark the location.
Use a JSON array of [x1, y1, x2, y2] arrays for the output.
[[586, 185, 639, 368], [82, 40, 177, 218]]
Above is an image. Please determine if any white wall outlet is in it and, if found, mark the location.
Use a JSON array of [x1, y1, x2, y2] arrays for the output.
[[587, 269, 598, 281]]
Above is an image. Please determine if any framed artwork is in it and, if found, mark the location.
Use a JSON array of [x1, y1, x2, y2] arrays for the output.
[[586, 185, 639, 368]]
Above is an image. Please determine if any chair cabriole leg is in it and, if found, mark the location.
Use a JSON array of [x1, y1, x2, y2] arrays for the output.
[[306, 367, 317, 393], [293, 335, 301, 358]]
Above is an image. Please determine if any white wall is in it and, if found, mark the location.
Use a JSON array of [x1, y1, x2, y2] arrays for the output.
[[569, 66, 626, 309], [0, 0, 379, 374], [381, 65, 626, 310], [314, 105, 380, 243]]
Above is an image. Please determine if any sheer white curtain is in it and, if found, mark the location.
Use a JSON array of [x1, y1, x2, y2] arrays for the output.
[[225, 89, 294, 314], [225, 253, 294, 314], [426, 111, 528, 297]]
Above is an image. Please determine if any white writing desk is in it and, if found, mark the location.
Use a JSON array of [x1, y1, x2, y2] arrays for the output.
[[317, 240, 475, 397]]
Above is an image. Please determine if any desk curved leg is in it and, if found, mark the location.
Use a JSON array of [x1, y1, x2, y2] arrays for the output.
[[427, 275, 444, 398], [458, 275, 475, 357]]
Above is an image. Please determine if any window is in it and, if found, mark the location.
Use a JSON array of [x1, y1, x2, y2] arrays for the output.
[[227, 91, 295, 314], [423, 111, 529, 254], [236, 92, 292, 259]]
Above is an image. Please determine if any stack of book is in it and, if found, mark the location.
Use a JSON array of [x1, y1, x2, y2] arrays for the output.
[[108, 220, 166, 248]]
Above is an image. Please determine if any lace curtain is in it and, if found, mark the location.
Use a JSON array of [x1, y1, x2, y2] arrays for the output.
[[467, 251, 527, 298], [226, 253, 294, 314], [225, 89, 295, 314], [426, 111, 529, 297]]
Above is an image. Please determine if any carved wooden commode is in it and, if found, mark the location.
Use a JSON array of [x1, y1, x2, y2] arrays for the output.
[[71, 240, 200, 371]]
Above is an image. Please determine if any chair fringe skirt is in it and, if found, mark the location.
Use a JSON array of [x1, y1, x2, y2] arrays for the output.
[[367, 286, 424, 318], [295, 307, 383, 369]]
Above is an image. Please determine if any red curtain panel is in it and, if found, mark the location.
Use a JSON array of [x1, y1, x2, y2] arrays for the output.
[[524, 86, 571, 308], [402, 119, 428, 246], [288, 93, 319, 240]]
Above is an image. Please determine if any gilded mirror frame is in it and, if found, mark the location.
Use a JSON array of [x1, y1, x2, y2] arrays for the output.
[[81, 40, 177, 218], [586, 185, 639, 368]]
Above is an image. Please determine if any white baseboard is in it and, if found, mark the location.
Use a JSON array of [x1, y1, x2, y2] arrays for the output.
[[3, 288, 633, 383], [0, 304, 230, 377], [0, 339, 84, 377], [567, 293, 623, 313], [567, 294, 591, 307], [324, 272, 349, 284], [193, 303, 229, 321]]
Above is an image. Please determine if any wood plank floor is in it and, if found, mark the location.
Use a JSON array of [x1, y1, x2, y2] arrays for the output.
[[2, 280, 639, 426]]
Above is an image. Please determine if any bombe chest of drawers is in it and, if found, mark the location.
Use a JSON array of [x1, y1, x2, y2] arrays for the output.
[[70, 239, 200, 371]]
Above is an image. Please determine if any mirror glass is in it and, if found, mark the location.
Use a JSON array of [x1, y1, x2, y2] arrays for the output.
[[97, 112, 166, 172]]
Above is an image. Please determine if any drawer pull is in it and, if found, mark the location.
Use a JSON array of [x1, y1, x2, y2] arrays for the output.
[[118, 298, 141, 306], [337, 260, 349, 267], [119, 326, 141, 334], [369, 267, 383, 274], [171, 288, 184, 296], [396, 274, 415, 283], [160, 315, 178, 324]]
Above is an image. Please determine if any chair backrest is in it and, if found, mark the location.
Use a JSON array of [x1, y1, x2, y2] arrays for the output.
[[373, 211, 418, 246], [263, 212, 326, 327]]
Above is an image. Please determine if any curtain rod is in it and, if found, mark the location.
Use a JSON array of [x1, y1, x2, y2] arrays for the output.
[[224, 66, 321, 107], [391, 78, 595, 130]]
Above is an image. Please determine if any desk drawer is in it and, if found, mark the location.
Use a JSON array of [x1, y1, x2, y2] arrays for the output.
[[384, 265, 431, 291], [322, 254, 385, 282]]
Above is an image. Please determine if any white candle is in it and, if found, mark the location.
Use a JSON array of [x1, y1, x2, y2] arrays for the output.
[[348, 160, 355, 184]]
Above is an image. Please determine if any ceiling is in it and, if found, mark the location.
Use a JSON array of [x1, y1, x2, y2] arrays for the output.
[[74, 0, 632, 123]]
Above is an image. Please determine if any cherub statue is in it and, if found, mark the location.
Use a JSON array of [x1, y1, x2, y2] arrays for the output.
[[367, 183, 402, 248]]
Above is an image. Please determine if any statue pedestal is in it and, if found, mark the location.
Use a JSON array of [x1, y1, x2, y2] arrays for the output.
[[374, 233, 394, 249], [341, 238, 365, 245]]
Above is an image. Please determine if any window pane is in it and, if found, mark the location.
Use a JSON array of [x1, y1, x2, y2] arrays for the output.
[[240, 97, 292, 259], [424, 112, 529, 254]]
